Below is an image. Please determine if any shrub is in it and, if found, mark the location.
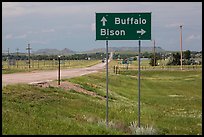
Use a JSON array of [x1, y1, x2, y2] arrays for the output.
[[129, 121, 157, 135]]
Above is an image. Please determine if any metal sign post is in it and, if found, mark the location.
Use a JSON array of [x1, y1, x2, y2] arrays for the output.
[[58, 56, 61, 85], [106, 40, 109, 128], [138, 40, 141, 128]]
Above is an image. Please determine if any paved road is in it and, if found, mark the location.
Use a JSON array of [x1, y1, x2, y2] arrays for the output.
[[2, 61, 108, 86]]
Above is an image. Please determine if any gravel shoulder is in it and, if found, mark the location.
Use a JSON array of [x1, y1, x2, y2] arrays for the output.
[[2, 62, 107, 86]]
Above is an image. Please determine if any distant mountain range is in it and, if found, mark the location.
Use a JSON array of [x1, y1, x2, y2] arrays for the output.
[[81, 46, 165, 53], [28, 47, 165, 55], [32, 48, 75, 55]]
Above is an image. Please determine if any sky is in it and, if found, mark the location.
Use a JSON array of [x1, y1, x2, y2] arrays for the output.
[[2, 2, 202, 53]]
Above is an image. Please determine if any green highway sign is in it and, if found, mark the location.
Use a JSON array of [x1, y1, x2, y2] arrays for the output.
[[96, 13, 151, 40]]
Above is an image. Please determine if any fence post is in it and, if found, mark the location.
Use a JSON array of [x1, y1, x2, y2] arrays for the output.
[[32, 60, 34, 68]]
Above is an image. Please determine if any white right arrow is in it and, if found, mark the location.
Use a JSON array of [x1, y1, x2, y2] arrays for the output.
[[101, 17, 107, 26], [137, 29, 146, 35]]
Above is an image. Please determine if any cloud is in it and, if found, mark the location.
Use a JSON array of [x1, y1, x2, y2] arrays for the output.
[[186, 34, 201, 41], [27, 31, 38, 34], [2, 2, 98, 18], [91, 23, 95, 32], [5, 34, 13, 39], [41, 29, 55, 33], [30, 40, 48, 45], [26, 29, 55, 35], [71, 24, 89, 30], [2, 2, 29, 17], [2, 2, 202, 52], [14, 34, 27, 39], [4, 33, 27, 39], [165, 23, 184, 28], [2, 2, 154, 18]]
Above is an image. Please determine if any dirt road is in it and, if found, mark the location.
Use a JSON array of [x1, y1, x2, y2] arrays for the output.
[[2, 61, 108, 86]]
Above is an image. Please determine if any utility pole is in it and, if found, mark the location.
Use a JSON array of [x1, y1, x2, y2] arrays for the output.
[[153, 40, 156, 67], [16, 48, 19, 68], [180, 25, 183, 70], [26, 44, 31, 68], [7, 48, 10, 69], [8, 48, 10, 56]]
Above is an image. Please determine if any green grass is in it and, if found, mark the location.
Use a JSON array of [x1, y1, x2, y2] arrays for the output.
[[2, 69, 202, 135], [2, 60, 101, 74], [68, 70, 202, 135], [2, 84, 124, 135]]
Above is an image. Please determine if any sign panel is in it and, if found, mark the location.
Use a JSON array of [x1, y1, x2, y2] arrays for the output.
[[96, 13, 151, 40]]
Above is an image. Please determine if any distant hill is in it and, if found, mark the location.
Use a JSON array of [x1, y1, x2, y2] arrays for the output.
[[81, 46, 165, 53], [29, 47, 166, 55], [32, 48, 75, 55]]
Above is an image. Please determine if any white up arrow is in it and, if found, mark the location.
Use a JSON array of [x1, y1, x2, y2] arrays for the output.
[[101, 17, 107, 26], [137, 29, 146, 35]]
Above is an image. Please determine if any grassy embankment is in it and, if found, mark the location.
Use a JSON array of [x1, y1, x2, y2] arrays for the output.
[[2, 65, 202, 135]]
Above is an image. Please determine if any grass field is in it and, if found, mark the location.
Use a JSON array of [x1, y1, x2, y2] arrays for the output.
[[2, 60, 101, 74], [2, 68, 202, 135], [109, 60, 202, 71]]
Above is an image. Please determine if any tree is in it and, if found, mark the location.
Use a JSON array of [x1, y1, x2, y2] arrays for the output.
[[142, 51, 151, 58], [183, 50, 191, 60], [149, 56, 157, 66], [167, 52, 180, 65], [149, 53, 157, 66]]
